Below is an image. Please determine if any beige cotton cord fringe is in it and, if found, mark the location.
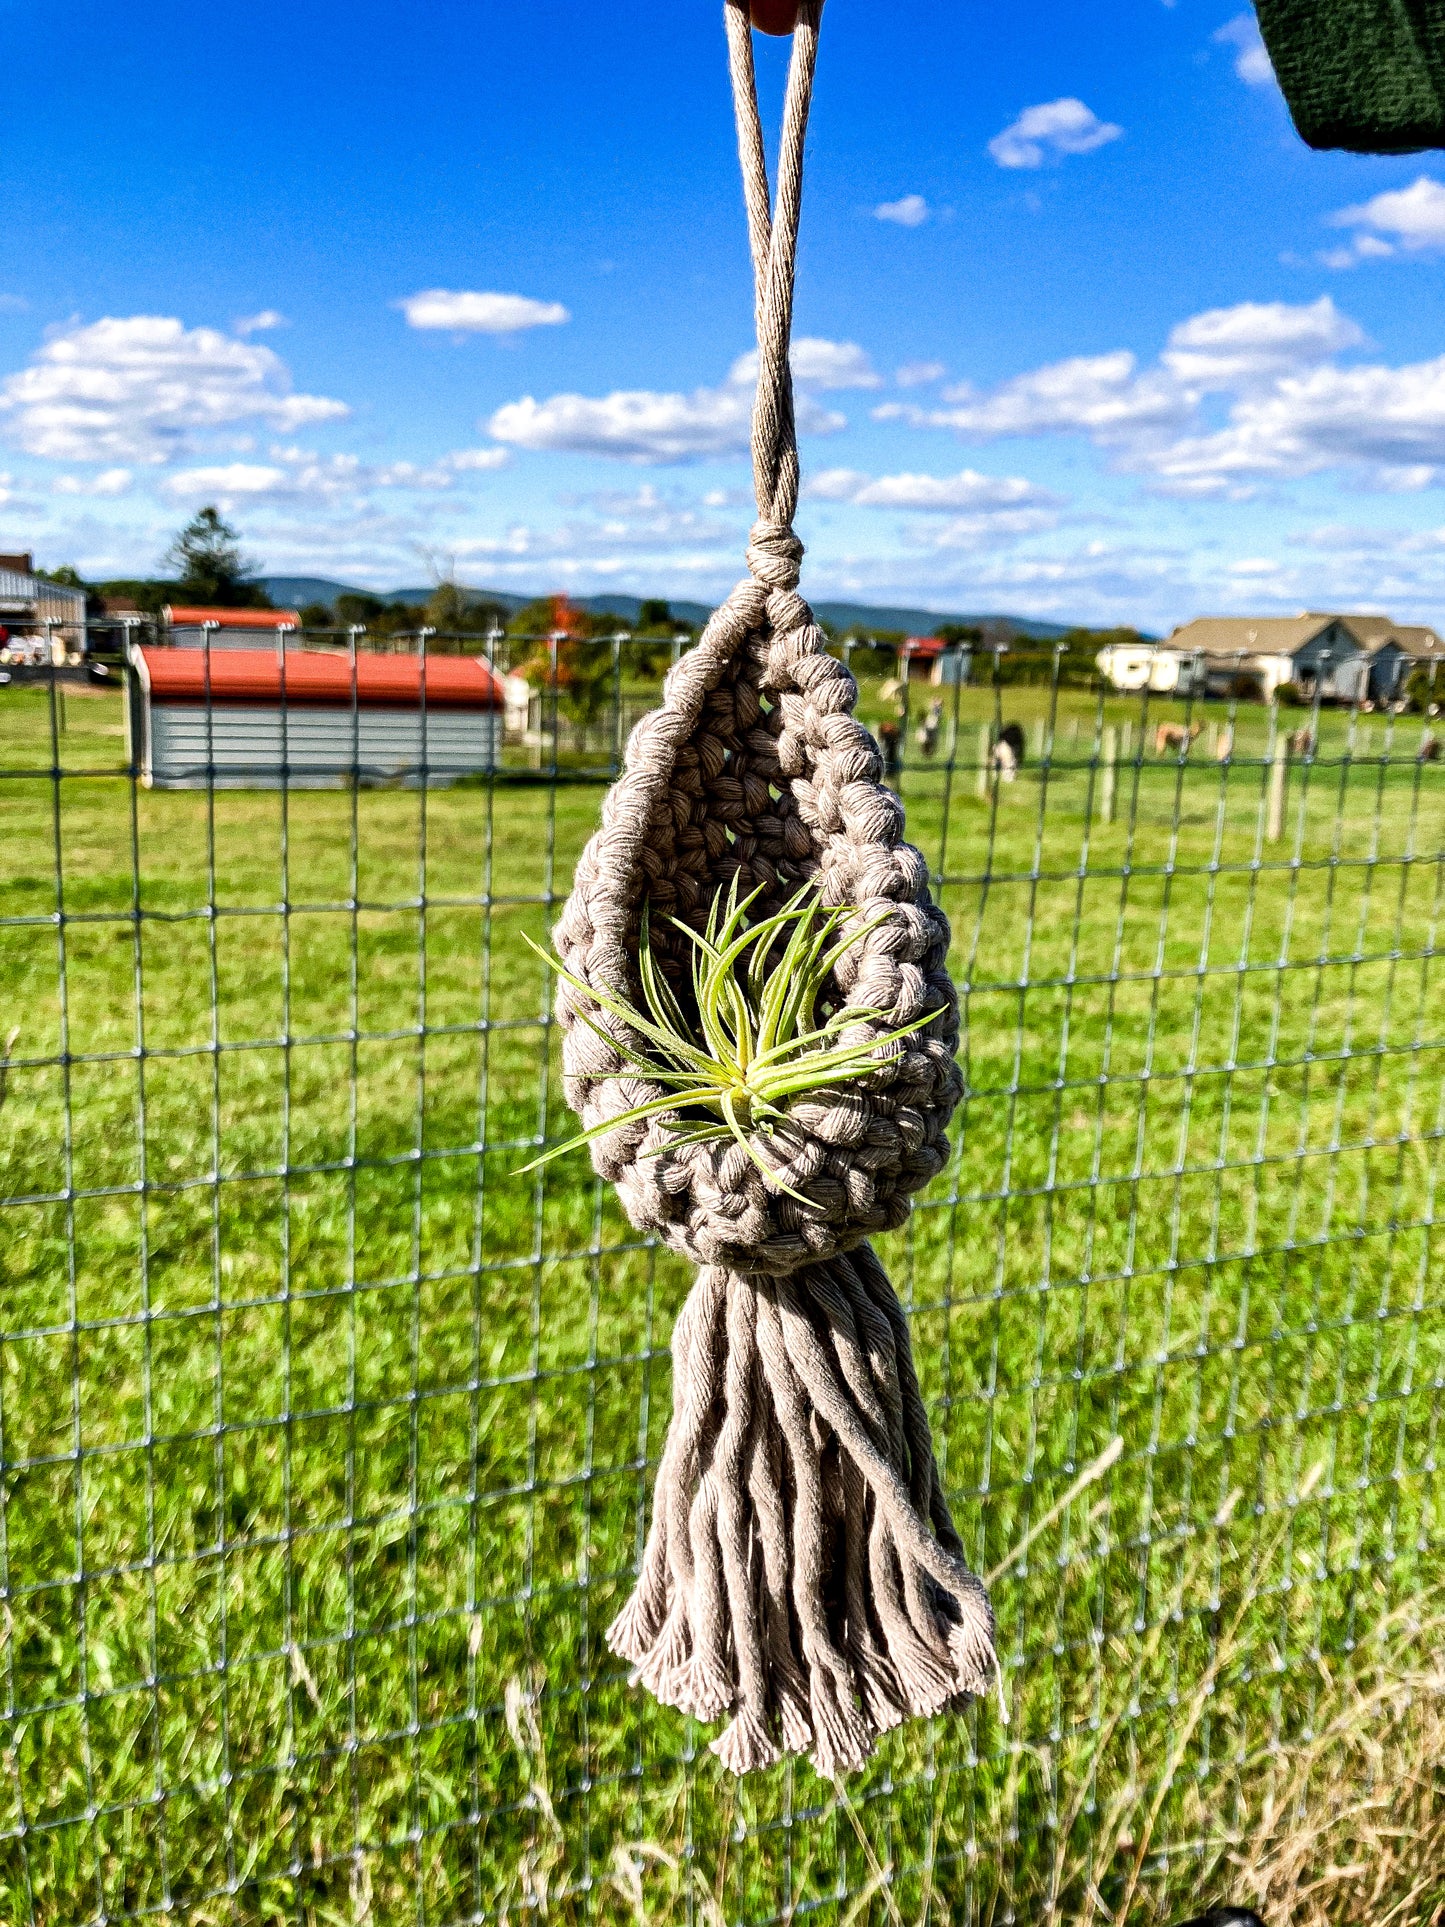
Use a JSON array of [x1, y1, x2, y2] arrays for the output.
[[549, 0, 996, 1777]]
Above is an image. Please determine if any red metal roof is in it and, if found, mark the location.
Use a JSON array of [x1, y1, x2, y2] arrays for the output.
[[163, 606, 303, 628], [901, 635, 945, 659], [136, 646, 504, 711]]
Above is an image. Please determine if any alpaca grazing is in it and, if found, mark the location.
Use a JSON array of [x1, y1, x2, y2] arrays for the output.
[[1155, 720, 1203, 757], [992, 721, 1026, 780]]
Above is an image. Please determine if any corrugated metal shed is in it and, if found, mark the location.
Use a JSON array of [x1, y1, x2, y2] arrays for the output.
[[162, 605, 304, 649], [0, 564, 87, 625], [129, 646, 504, 788]]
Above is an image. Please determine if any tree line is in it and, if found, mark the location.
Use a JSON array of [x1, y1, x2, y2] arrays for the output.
[[45, 506, 1148, 713]]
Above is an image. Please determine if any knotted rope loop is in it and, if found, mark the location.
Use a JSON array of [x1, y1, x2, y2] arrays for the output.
[[746, 518, 804, 592], [548, 0, 996, 1776]]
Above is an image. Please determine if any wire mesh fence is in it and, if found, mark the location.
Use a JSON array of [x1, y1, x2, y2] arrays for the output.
[[1, 621, 1442, 1925]]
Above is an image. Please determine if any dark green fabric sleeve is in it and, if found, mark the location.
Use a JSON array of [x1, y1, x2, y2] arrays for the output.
[[1254, 0, 1445, 151]]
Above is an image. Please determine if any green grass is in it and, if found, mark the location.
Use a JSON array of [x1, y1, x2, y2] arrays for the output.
[[1, 679, 1442, 1926]]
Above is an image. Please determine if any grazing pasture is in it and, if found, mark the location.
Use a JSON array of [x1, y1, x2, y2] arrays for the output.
[[1, 674, 1442, 1925]]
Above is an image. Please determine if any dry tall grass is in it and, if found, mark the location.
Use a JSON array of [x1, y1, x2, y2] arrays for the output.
[[496, 1491, 1445, 1927], [1044, 1591, 1445, 1927]]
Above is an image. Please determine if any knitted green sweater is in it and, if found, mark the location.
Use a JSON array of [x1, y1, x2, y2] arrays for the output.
[[1255, 0, 1445, 151]]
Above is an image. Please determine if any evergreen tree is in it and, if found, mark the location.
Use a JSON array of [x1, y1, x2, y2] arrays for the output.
[[164, 507, 269, 607]]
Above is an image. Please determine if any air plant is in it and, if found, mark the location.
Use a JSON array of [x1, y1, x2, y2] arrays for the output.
[[518, 878, 938, 1199]]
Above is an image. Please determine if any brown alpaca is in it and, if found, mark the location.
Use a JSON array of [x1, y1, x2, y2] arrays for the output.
[[1155, 720, 1203, 756]]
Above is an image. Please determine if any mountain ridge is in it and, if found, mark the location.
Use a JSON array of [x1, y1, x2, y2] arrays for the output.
[[258, 576, 1080, 641]]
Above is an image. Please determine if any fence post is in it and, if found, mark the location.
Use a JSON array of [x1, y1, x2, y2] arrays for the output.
[[1031, 718, 1046, 762], [1120, 719, 1131, 762], [1267, 728, 1289, 843], [1098, 725, 1117, 825], [976, 723, 991, 801]]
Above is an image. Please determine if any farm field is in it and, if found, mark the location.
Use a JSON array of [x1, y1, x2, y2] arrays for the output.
[[1, 677, 1443, 1925]]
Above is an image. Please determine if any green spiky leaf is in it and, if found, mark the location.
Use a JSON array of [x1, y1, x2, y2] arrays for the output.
[[517, 878, 941, 1202]]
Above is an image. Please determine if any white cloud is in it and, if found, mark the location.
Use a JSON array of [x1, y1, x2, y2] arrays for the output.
[[449, 445, 511, 471], [442, 496, 746, 588], [52, 467, 132, 496], [366, 459, 458, 490], [162, 461, 289, 498], [1328, 176, 1445, 264], [489, 387, 755, 462], [1161, 355, 1445, 485], [814, 536, 1199, 626], [793, 338, 881, 390], [805, 467, 873, 502], [988, 98, 1122, 169], [235, 310, 285, 336], [488, 350, 847, 463], [729, 337, 882, 390], [896, 359, 946, 388], [0, 315, 348, 462], [453, 500, 735, 565], [157, 444, 504, 506], [398, 289, 570, 334], [802, 466, 1063, 550], [877, 295, 1445, 495], [1161, 297, 1365, 387], [914, 511, 1059, 548], [1214, 13, 1275, 86], [874, 194, 930, 227], [1364, 463, 1438, 491], [807, 465, 1057, 512], [882, 350, 1185, 438], [1318, 233, 1396, 269]]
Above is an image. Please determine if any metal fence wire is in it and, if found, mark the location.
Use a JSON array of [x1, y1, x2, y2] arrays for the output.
[[1, 624, 1442, 1926]]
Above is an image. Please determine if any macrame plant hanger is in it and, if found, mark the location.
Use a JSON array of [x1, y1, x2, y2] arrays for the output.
[[550, 0, 996, 1778]]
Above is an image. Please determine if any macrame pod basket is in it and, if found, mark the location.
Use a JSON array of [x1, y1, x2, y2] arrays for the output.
[[548, 0, 996, 1778]]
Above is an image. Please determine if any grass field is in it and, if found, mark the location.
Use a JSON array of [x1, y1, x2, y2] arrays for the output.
[[1, 675, 1443, 1926]]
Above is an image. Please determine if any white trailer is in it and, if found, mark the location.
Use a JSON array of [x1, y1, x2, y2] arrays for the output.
[[1096, 643, 1206, 697]]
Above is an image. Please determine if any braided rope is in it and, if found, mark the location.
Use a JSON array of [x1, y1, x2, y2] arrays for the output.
[[551, 0, 995, 1775]]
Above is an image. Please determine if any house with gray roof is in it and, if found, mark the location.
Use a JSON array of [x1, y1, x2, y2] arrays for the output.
[[1164, 611, 1445, 705]]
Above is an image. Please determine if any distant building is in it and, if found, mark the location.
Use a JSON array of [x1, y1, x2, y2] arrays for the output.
[[127, 645, 505, 788], [1096, 642, 1206, 697], [502, 672, 533, 735], [899, 635, 944, 682], [0, 552, 87, 662], [1164, 615, 1361, 702], [930, 643, 972, 686], [1298, 612, 1445, 704], [162, 605, 303, 649], [1161, 612, 1445, 705]]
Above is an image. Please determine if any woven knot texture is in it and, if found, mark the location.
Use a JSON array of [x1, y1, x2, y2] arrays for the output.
[[546, 0, 996, 1776], [552, 565, 962, 1276]]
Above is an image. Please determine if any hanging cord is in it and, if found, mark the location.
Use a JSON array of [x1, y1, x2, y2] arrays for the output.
[[548, 2, 996, 1778], [724, 0, 822, 582]]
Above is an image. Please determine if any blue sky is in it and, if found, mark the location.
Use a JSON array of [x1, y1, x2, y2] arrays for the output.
[[6, 0, 1445, 629]]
